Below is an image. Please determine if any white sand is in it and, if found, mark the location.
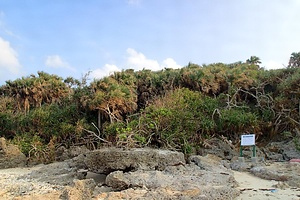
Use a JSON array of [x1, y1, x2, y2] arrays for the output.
[[234, 171, 300, 200]]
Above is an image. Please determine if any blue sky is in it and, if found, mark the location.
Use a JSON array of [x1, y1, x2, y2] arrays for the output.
[[0, 0, 300, 84]]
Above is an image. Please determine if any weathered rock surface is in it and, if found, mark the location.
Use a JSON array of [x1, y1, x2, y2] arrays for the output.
[[25, 161, 79, 186], [198, 138, 238, 160], [103, 162, 239, 200], [261, 140, 300, 161], [0, 166, 63, 199], [250, 166, 288, 181], [230, 160, 252, 171], [60, 179, 96, 200], [250, 162, 300, 188], [56, 145, 90, 162], [0, 137, 26, 169], [1, 144, 299, 200], [97, 186, 238, 200], [2, 149, 240, 200], [73, 148, 185, 174], [189, 154, 230, 172]]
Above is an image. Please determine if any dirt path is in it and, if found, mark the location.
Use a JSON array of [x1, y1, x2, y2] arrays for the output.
[[234, 171, 300, 200]]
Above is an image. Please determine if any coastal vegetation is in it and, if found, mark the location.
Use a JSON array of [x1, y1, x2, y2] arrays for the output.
[[0, 53, 299, 161]]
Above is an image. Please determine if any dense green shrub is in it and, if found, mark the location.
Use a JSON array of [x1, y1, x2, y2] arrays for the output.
[[1, 60, 300, 157], [0, 112, 14, 138], [103, 88, 259, 152]]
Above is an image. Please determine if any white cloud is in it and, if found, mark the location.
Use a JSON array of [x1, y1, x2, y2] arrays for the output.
[[162, 58, 182, 69], [0, 37, 21, 75], [45, 55, 75, 71], [126, 48, 182, 71], [90, 48, 182, 80], [126, 48, 161, 71], [263, 60, 285, 70], [90, 64, 121, 80]]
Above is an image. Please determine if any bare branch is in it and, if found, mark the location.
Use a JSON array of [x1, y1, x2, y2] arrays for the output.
[[82, 127, 110, 143]]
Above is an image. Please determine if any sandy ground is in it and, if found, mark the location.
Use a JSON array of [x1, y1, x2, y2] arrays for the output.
[[234, 171, 300, 200], [0, 165, 62, 200]]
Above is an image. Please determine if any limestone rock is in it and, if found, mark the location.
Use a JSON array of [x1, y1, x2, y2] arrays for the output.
[[60, 179, 96, 200], [230, 160, 251, 171], [56, 146, 90, 162], [0, 137, 26, 169], [103, 163, 239, 199], [199, 138, 238, 160], [79, 148, 185, 174], [96, 188, 148, 200], [105, 171, 129, 190], [262, 140, 300, 161], [26, 161, 78, 186], [189, 154, 230, 172], [99, 181, 239, 200], [250, 166, 288, 181]]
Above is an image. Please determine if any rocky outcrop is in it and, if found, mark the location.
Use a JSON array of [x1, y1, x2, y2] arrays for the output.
[[60, 179, 96, 200], [250, 163, 300, 188], [261, 140, 300, 161], [97, 186, 239, 200], [189, 154, 231, 171], [18, 149, 240, 199], [68, 149, 239, 199], [26, 161, 79, 186], [250, 166, 288, 181], [198, 138, 238, 160], [56, 145, 90, 162], [73, 148, 185, 174], [0, 137, 26, 169], [2, 145, 300, 200], [102, 161, 239, 199]]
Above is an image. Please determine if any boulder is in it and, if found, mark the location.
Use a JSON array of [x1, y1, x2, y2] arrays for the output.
[[0, 137, 26, 169], [189, 154, 230, 172], [105, 170, 174, 190], [199, 138, 238, 160], [101, 163, 239, 200], [105, 171, 130, 190], [60, 179, 96, 200], [56, 145, 90, 162], [78, 148, 185, 174]]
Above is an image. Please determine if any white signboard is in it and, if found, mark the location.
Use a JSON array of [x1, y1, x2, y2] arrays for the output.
[[241, 134, 255, 146]]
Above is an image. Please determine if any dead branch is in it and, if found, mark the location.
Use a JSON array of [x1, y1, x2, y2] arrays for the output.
[[82, 124, 110, 144]]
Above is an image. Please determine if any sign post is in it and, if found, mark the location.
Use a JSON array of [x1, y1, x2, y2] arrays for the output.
[[240, 134, 257, 162]]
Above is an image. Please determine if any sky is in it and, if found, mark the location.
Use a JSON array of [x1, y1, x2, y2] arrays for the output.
[[0, 0, 300, 85]]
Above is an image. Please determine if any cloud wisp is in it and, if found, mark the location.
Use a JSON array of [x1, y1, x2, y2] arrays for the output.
[[90, 48, 182, 80], [0, 11, 21, 39], [45, 55, 75, 71], [90, 64, 120, 80]]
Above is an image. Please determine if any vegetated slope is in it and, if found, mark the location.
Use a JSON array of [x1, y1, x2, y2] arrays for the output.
[[0, 58, 299, 161]]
